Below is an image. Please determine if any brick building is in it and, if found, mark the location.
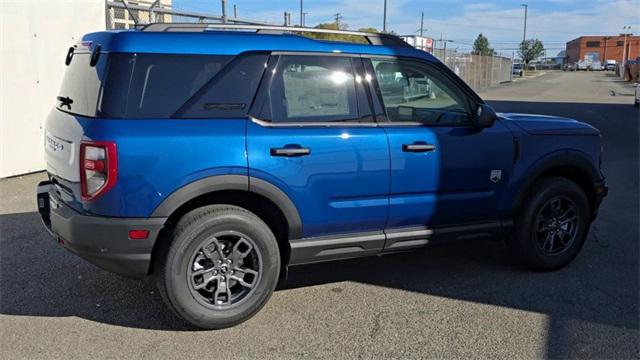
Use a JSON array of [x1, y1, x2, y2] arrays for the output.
[[566, 35, 639, 64]]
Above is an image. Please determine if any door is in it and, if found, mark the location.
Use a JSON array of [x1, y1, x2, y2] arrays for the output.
[[364, 57, 513, 229], [247, 54, 389, 238]]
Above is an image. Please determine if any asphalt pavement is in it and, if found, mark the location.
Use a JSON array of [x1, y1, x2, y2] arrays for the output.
[[1, 71, 638, 359]]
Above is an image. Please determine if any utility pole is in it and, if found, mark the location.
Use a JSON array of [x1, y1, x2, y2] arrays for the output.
[[300, 0, 303, 27], [521, 4, 528, 43], [622, 25, 632, 67], [221, 0, 227, 24], [334, 13, 342, 29], [620, 25, 631, 79], [420, 11, 424, 37], [302, 12, 308, 27], [603, 36, 610, 62], [383, 0, 387, 32], [233, 4, 237, 19]]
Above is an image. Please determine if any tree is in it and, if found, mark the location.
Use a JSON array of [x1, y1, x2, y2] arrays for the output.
[[472, 33, 495, 56], [358, 27, 379, 33], [519, 39, 545, 66], [303, 23, 378, 44]]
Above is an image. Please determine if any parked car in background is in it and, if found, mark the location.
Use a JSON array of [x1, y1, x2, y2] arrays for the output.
[[512, 63, 524, 77], [605, 60, 617, 71], [577, 60, 591, 71], [564, 63, 576, 71], [591, 61, 603, 71], [38, 24, 607, 329]]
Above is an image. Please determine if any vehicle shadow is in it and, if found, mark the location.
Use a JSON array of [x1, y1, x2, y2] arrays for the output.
[[1, 100, 637, 358]]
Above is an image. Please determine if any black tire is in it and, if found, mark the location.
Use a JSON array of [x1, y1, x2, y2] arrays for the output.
[[156, 205, 280, 329], [508, 177, 591, 271]]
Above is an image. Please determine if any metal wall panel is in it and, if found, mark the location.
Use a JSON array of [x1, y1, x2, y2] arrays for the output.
[[1, 0, 105, 178]]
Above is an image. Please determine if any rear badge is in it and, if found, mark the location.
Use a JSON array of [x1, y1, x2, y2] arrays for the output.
[[490, 170, 502, 183]]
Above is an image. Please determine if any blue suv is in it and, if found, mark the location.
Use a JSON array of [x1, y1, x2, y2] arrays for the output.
[[38, 24, 607, 329]]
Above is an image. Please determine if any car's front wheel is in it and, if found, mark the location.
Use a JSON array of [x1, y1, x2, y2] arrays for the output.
[[508, 177, 591, 271], [156, 205, 280, 329]]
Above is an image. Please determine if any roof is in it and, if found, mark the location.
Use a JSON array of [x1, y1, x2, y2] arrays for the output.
[[567, 35, 640, 43], [80, 29, 434, 60]]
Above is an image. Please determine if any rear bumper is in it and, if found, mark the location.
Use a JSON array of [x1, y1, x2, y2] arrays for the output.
[[37, 181, 166, 278]]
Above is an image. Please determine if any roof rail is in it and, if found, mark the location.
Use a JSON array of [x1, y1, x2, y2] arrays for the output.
[[138, 23, 411, 47]]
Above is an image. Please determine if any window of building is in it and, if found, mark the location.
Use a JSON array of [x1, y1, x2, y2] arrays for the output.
[[113, 22, 126, 30], [586, 41, 600, 48], [617, 41, 624, 46], [257, 56, 360, 123], [370, 58, 470, 126], [113, 7, 125, 20]]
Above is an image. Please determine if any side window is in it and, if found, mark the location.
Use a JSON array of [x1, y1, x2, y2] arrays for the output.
[[175, 53, 269, 118], [99, 54, 232, 118], [258, 55, 360, 123], [371, 58, 471, 126]]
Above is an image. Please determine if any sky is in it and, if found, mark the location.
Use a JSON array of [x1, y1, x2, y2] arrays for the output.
[[173, 0, 640, 56]]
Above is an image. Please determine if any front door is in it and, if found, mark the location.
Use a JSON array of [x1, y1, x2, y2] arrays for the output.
[[247, 54, 389, 238], [364, 57, 513, 230]]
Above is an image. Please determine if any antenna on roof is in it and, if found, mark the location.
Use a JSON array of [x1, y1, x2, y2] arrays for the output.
[[120, 0, 140, 26]]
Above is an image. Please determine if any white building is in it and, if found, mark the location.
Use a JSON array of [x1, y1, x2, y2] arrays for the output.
[[1, 0, 105, 178]]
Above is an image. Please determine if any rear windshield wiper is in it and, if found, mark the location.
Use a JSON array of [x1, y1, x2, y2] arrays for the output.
[[56, 96, 73, 110]]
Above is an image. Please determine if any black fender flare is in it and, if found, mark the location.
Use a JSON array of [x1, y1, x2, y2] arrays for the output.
[[511, 150, 601, 212], [151, 175, 302, 240]]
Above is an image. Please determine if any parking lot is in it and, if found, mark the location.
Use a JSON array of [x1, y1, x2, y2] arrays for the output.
[[1, 71, 638, 359]]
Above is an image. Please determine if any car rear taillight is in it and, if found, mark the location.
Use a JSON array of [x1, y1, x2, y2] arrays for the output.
[[80, 141, 117, 201]]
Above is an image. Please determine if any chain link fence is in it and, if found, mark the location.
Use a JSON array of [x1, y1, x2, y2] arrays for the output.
[[432, 49, 513, 91]]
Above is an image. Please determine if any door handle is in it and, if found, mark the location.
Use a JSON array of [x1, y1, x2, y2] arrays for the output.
[[270, 147, 311, 157], [402, 143, 436, 152]]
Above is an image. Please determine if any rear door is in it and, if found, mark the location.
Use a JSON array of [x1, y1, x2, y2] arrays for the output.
[[364, 57, 513, 230], [45, 46, 107, 210], [247, 54, 389, 238]]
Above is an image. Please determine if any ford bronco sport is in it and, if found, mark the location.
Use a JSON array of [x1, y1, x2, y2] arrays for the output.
[[38, 24, 607, 329]]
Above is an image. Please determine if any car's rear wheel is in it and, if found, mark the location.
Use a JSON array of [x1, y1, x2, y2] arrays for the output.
[[508, 177, 591, 271], [156, 205, 280, 329]]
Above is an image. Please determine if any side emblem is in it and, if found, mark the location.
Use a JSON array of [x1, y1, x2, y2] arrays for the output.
[[490, 170, 502, 183]]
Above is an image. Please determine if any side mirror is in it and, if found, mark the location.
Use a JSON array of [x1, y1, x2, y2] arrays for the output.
[[474, 104, 497, 128]]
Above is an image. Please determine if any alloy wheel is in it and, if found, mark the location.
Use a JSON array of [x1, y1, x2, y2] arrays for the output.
[[187, 231, 262, 310], [534, 196, 579, 256]]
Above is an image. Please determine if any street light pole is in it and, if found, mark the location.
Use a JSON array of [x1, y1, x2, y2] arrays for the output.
[[300, 0, 304, 27], [420, 11, 424, 37], [383, 0, 387, 32], [521, 4, 528, 43]]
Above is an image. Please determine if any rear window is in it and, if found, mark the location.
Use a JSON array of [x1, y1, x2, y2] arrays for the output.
[[57, 52, 268, 119], [56, 53, 104, 117]]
